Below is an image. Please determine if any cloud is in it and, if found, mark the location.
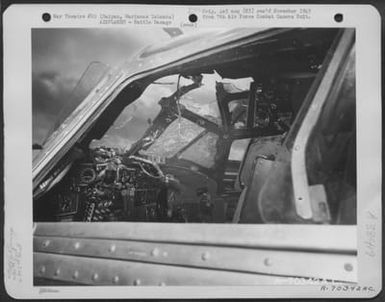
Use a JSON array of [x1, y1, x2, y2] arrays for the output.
[[32, 28, 170, 144], [33, 71, 76, 114], [32, 28, 231, 147], [32, 71, 79, 143], [32, 28, 168, 77]]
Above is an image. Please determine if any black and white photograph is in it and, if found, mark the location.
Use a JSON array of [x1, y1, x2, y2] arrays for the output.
[[32, 27, 357, 225], [32, 26, 358, 285], [3, 4, 382, 299]]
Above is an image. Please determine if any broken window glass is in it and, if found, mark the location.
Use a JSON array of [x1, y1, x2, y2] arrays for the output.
[[179, 132, 219, 168], [140, 118, 205, 158]]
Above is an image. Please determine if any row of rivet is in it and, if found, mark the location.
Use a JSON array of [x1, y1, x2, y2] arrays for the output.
[[41, 240, 208, 262], [38, 265, 167, 285], [39, 239, 354, 272], [42, 240, 272, 268]]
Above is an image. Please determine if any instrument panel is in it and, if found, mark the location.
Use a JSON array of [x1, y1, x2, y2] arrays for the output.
[[50, 147, 169, 222]]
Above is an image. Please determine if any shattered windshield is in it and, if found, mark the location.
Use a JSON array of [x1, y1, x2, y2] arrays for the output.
[[140, 118, 205, 158], [89, 75, 177, 151], [90, 74, 223, 153], [179, 72, 222, 124], [178, 132, 219, 167], [90, 73, 251, 167]]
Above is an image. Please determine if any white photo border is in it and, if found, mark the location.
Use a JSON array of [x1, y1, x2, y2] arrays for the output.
[[3, 4, 382, 299]]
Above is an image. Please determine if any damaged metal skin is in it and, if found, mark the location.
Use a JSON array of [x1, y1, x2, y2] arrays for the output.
[[33, 27, 356, 225], [31, 26, 358, 285], [33, 28, 279, 187]]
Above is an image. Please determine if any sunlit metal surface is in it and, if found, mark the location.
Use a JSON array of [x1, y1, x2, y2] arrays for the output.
[[34, 252, 290, 286], [34, 235, 356, 281], [34, 222, 357, 285], [34, 222, 357, 252]]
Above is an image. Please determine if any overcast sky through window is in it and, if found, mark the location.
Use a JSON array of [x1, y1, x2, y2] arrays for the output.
[[32, 28, 170, 144]]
